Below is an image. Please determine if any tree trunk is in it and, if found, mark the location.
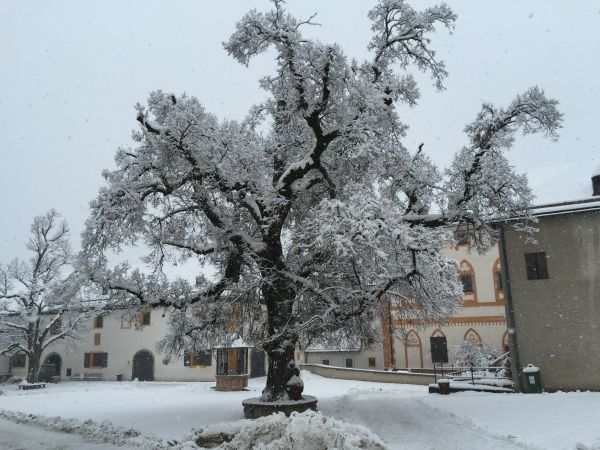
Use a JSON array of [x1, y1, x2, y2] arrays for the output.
[[259, 262, 301, 402], [27, 351, 41, 383]]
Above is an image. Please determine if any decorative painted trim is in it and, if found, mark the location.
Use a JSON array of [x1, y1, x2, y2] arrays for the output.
[[403, 330, 423, 369], [393, 315, 506, 327], [464, 327, 482, 344]]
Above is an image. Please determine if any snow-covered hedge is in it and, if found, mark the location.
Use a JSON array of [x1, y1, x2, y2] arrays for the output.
[[188, 410, 387, 450]]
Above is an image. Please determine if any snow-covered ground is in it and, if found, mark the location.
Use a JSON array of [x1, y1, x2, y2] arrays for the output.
[[1, 372, 599, 450], [0, 418, 123, 450]]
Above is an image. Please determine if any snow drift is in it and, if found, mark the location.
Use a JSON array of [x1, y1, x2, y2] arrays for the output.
[[189, 410, 387, 450]]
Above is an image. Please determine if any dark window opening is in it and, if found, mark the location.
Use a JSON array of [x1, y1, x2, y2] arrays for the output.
[[345, 358, 354, 368], [525, 252, 549, 280], [321, 359, 330, 366], [93, 316, 103, 329], [495, 271, 503, 291], [455, 229, 470, 246], [49, 318, 62, 336], [12, 353, 26, 368], [66, 368, 72, 377], [94, 333, 101, 346], [430, 336, 449, 364], [460, 274, 474, 293], [368, 357, 376, 368]]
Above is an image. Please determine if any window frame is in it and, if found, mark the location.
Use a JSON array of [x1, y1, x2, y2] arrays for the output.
[[321, 358, 330, 366], [12, 353, 26, 368], [120, 317, 132, 329], [139, 311, 151, 326], [368, 357, 376, 368], [344, 357, 354, 368], [94, 333, 101, 346]]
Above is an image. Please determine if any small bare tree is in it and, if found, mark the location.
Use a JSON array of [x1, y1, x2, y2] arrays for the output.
[[0, 210, 95, 382]]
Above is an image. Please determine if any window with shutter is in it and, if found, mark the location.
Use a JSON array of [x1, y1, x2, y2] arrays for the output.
[[525, 252, 549, 280], [140, 311, 151, 326], [93, 316, 103, 329]]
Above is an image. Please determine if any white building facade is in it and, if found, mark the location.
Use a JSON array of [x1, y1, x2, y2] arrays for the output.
[[304, 239, 508, 370], [8, 309, 266, 382]]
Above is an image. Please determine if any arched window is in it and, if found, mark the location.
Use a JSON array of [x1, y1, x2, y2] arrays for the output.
[[464, 328, 482, 345], [458, 260, 478, 305], [493, 258, 504, 304], [403, 330, 423, 369]]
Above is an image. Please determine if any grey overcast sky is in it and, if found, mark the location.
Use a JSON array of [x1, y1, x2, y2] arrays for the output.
[[1, 0, 599, 266]]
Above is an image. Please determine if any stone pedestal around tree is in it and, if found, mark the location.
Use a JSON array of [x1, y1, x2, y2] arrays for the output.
[[242, 395, 318, 419]]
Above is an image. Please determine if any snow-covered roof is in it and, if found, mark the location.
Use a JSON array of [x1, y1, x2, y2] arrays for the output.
[[530, 197, 600, 217]]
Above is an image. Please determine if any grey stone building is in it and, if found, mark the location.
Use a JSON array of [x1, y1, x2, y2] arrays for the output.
[[500, 174, 600, 391]]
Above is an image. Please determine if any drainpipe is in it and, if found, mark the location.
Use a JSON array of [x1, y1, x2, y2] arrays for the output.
[[388, 305, 396, 368], [499, 225, 523, 392]]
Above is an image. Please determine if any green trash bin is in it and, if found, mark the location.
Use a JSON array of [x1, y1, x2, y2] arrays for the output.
[[522, 364, 542, 393]]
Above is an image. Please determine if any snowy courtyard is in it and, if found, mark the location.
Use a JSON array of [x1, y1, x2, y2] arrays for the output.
[[1, 372, 599, 450]]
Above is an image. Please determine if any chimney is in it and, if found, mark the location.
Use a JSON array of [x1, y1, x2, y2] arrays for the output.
[[593, 174, 600, 196]]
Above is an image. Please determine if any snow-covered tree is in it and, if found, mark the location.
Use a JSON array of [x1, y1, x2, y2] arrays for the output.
[[0, 210, 96, 382], [455, 339, 500, 367], [81, 0, 562, 402]]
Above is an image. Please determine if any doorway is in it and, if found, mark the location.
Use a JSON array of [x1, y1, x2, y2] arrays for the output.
[[132, 350, 154, 381]]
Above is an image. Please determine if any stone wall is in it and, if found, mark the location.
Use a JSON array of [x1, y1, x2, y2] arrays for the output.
[[501, 209, 600, 391], [300, 363, 434, 385]]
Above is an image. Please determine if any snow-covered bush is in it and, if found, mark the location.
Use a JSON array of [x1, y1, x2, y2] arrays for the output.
[[4, 376, 23, 384], [455, 340, 500, 367], [190, 410, 387, 450]]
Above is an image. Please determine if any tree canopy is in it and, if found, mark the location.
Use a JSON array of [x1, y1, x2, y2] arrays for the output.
[[81, 0, 562, 401]]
